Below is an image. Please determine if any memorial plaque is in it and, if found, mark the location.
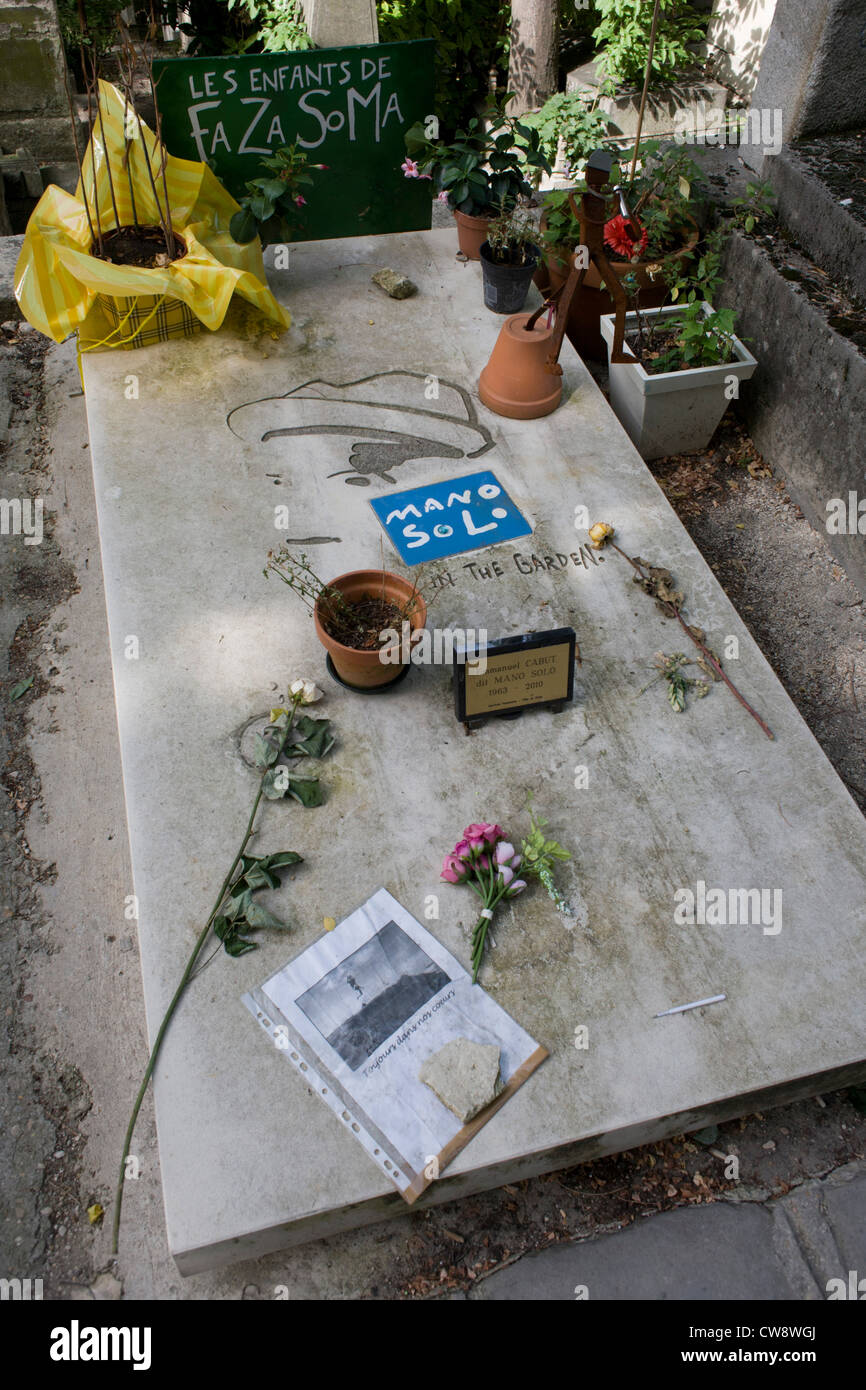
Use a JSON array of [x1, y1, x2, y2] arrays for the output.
[[152, 40, 435, 241], [454, 629, 576, 724]]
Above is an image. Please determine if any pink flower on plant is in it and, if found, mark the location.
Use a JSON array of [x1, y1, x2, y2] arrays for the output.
[[294, 194, 307, 206], [437, 190, 449, 203], [401, 158, 420, 178]]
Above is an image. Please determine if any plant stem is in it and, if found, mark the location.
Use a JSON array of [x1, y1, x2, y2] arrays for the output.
[[609, 542, 774, 740], [110, 694, 303, 1256], [470, 877, 508, 983]]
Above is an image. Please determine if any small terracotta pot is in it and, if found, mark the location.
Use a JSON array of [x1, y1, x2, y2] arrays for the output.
[[454, 209, 491, 260], [314, 570, 427, 689], [478, 312, 562, 420]]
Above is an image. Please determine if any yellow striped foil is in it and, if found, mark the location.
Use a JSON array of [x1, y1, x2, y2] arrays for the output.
[[14, 79, 290, 348]]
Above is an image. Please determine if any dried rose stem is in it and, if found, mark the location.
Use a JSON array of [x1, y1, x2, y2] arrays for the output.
[[84, 74, 104, 255], [116, 26, 141, 232], [146, 6, 175, 249], [608, 541, 775, 740], [94, 60, 121, 234], [62, 65, 96, 245]]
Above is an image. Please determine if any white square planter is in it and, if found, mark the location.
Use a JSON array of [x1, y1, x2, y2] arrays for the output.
[[600, 303, 757, 460]]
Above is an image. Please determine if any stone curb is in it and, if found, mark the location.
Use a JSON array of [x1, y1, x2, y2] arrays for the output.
[[763, 146, 866, 303], [718, 228, 866, 596]]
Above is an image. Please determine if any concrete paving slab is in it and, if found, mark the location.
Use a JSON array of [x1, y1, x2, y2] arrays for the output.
[[822, 1172, 866, 1279], [81, 228, 866, 1274], [470, 1202, 799, 1300]]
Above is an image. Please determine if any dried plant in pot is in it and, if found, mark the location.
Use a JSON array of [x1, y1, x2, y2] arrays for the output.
[[14, 13, 287, 350], [265, 550, 428, 690], [479, 202, 542, 315]]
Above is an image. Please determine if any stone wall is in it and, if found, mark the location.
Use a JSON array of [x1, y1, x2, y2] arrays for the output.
[[749, 0, 866, 147], [299, 0, 378, 48], [705, 0, 778, 98], [0, 0, 76, 160]]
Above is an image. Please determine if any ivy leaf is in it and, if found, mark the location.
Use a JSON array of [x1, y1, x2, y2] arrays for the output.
[[224, 934, 258, 957], [292, 728, 335, 760], [262, 767, 291, 800], [9, 676, 34, 701], [253, 733, 280, 768], [224, 886, 252, 921], [244, 901, 289, 931], [243, 864, 279, 891], [261, 851, 303, 871], [287, 776, 324, 808]]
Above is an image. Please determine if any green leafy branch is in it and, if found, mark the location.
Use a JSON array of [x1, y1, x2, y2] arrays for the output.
[[521, 798, 574, 918], [111, 683, 334, 1254]]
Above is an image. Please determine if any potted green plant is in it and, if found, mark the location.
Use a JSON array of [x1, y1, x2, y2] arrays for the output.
[[264, 549, 427, 690], [229, 142, 326, 247], [403, 102, 551, 260], [600, 291, 756, 460], [537, 140, 701, 358], [479, 202, 542, 314]]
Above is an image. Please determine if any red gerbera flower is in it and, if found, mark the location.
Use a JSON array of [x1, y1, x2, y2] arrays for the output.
[[604, 214, 649, 259]]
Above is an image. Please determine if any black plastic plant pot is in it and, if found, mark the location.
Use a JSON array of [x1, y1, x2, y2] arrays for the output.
[[479, 241, 541, 315]]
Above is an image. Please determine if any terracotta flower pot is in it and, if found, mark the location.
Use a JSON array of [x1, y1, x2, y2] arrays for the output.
[[535, 207, 700, 360], [478, 312, 563, 420], [453, 209, 491, 260], [313, 570, 427, 690]]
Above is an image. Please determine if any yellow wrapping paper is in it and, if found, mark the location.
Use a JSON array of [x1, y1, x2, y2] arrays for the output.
[[14, 79, 290, 348]]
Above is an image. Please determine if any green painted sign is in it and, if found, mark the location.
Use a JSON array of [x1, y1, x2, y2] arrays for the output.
[[152, 40, 435, 242]]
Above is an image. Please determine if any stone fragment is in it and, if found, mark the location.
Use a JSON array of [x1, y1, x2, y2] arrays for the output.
[[419, 1038, 504, 1123], [371, 268, 417, 299], [90, 1271, 123, 1301]]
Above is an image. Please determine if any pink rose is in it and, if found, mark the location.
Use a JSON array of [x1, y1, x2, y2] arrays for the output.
[[441, 853, 468, 884], [464, 823, 503, 847], [498, 864, 514, 887], [495, 841, 516, 865], [506, 879, 527, 898]]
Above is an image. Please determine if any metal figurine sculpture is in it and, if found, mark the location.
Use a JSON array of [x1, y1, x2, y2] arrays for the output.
[[566, 148, 641, 365], [478, 150, 644, 418]]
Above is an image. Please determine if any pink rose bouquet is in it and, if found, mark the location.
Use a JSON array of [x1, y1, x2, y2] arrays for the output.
[[441, 822, 526, 982]]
